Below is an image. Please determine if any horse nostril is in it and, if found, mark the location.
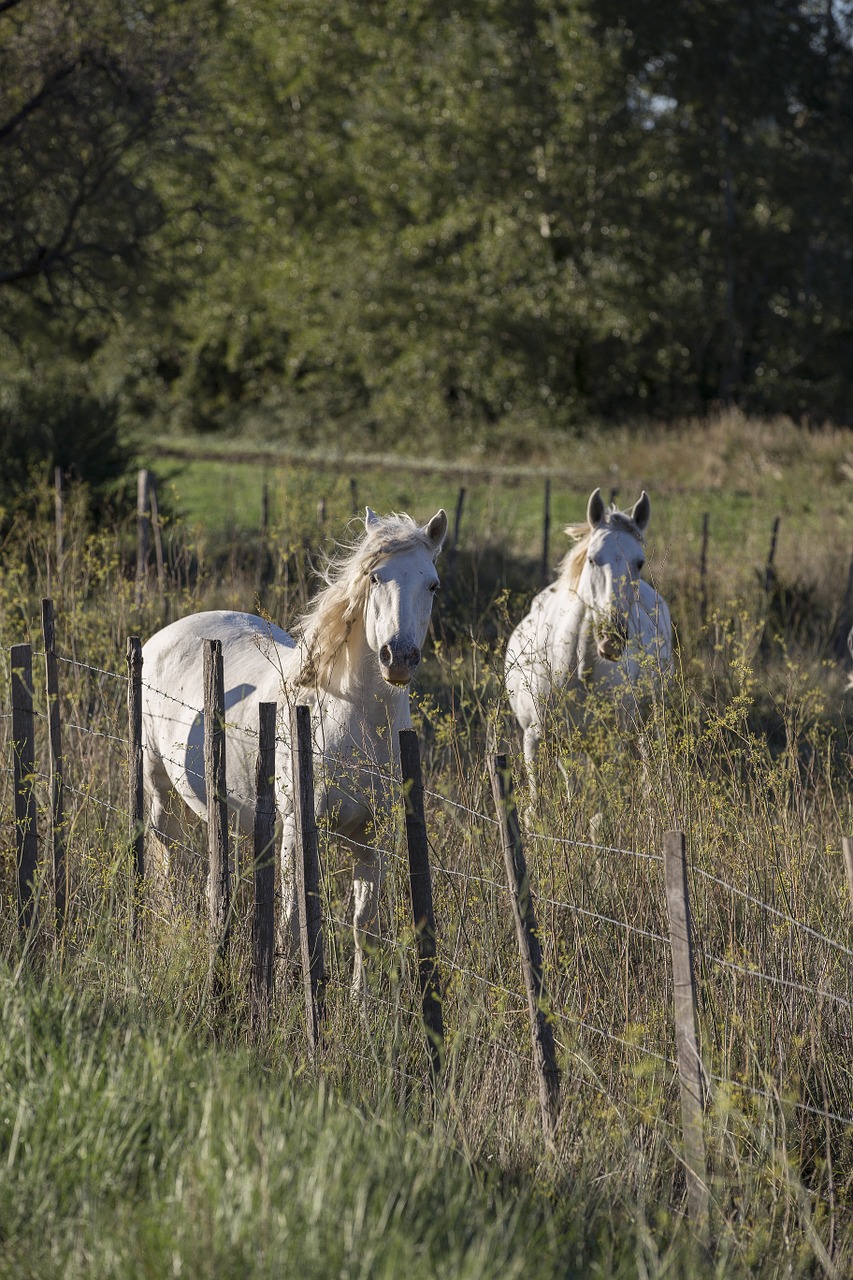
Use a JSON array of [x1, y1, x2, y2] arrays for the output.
[[409, 646, 421, 669], [379, 644, 393, 667]]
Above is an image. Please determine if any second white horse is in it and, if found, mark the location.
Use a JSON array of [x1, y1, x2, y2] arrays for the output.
[[505, 488, 673, 796]]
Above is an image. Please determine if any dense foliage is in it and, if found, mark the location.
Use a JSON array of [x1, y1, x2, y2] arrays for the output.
[[2, 0, 852, 471]]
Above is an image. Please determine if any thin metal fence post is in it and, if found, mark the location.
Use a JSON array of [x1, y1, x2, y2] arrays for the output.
[[663, 829, 710, 1236], [399, 729, 444, 1087], [291, 703, 325, 1054], [11, 644, 38, 940], [252, 702, 277, 1034], [42, 600, 66, 933], [488, 752, 560, 1143]]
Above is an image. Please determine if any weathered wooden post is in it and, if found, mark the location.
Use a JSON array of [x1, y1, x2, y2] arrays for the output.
[[763, 515, 781, 596], [126, 636, 144, 934], [135, 468, 150, 606], [540, 478, 551, 588], [663, 829, 709, 1236], [260, 481, 270, 537], [443, 486, 466, 597], [350, 476, 359, 515], [488, 753, 560, 1143], [452, 486, 465, 553], [291, 703, 325, 1053], [399, 729, 444, 1086], [204, 639, 230, 991], [148, 473, 166, 601], [252, 702, 277, 1034], [11, 644, 38, 940], [42, 600, 66, 933]]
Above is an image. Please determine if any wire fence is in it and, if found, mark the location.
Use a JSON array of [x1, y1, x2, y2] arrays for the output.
[[5, 637, 853, 1149]]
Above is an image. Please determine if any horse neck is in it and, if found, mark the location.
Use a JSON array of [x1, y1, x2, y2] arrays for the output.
[[322, 614, 408, 718]]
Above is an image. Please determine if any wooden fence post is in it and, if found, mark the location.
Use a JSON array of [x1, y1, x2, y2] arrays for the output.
[[350, 476, 359, 515], [204, 639, 230, 990], [42, 600, 66, 933], [488, 752, 560, 1142], [11, 644, 38, 940], [126, 637, 144, 934], [763, 515, 780, 596], [135, 468, 150, 606], [841, 837, 853, 916], [291, 703, 325, 1053], [148, 473, 166, 601], [252, 702, 277, 1034], [540, 478, 551, 587], [663, 829, 709, 1235], [260, 481, 270, 536], [399, 729, 444, 1086]]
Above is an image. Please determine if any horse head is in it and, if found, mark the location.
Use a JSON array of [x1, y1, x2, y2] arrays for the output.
[[581, 488, 650, 662], [363, 507, 447, 686]]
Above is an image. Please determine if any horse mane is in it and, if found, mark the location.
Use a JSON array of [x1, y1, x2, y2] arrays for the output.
[[557, 506, 645, 592], [295, 513, 437, 694]]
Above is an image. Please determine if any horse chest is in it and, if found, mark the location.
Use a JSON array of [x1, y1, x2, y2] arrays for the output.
[[311, 708, 398, 832]]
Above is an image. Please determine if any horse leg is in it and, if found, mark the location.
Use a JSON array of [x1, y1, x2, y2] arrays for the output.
[[522, 723, 541, 807], [277, 812, 301, 964], [349, 823, 385, 997], [143, 753, 196, 915]]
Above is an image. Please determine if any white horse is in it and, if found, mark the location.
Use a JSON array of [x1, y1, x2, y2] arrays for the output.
[[505, 488, 673, 798], [140, 506, 447, 991]]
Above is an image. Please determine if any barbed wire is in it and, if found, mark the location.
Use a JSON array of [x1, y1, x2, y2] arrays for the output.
[[551, 1007, 677, 1068], [690, 864, 853, 961], [64, 721, 129, 747], [701, 949, 853, 1013], [538, 895, 670, 945], [707, 1071, 853, 1129], [56, 654, 128, 682], [527, 828, 665, 864]]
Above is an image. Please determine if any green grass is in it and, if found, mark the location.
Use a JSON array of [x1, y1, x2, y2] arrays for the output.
[[1, 968, 729, 1280]]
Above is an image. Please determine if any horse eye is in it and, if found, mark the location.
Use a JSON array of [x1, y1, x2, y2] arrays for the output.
[[637, 559, 645, 573], [369, 573, 379, 586]]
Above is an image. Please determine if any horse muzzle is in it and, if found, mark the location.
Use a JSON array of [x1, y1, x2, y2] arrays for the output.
[[596, 632, 624, 662], [379, 642, 421, 686]]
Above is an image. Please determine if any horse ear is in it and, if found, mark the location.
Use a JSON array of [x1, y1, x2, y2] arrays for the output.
[[364, 506, 382, 530], [629, 491, 651, 533], [424, 508, 448, 552], [587, 488, 606, 528]]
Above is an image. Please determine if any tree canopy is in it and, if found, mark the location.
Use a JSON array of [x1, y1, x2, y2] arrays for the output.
[[2, 0, 852, 467]]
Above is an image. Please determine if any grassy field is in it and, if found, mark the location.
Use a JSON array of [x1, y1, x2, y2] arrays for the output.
[[3, 413, 853, 1277]]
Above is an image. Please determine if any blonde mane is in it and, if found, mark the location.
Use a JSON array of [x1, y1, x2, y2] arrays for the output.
[[295, 513, 437, 693], [557, 507, 645, 592]]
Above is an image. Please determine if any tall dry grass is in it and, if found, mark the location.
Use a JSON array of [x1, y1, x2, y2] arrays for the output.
[[2, 440, 853, 1277]]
